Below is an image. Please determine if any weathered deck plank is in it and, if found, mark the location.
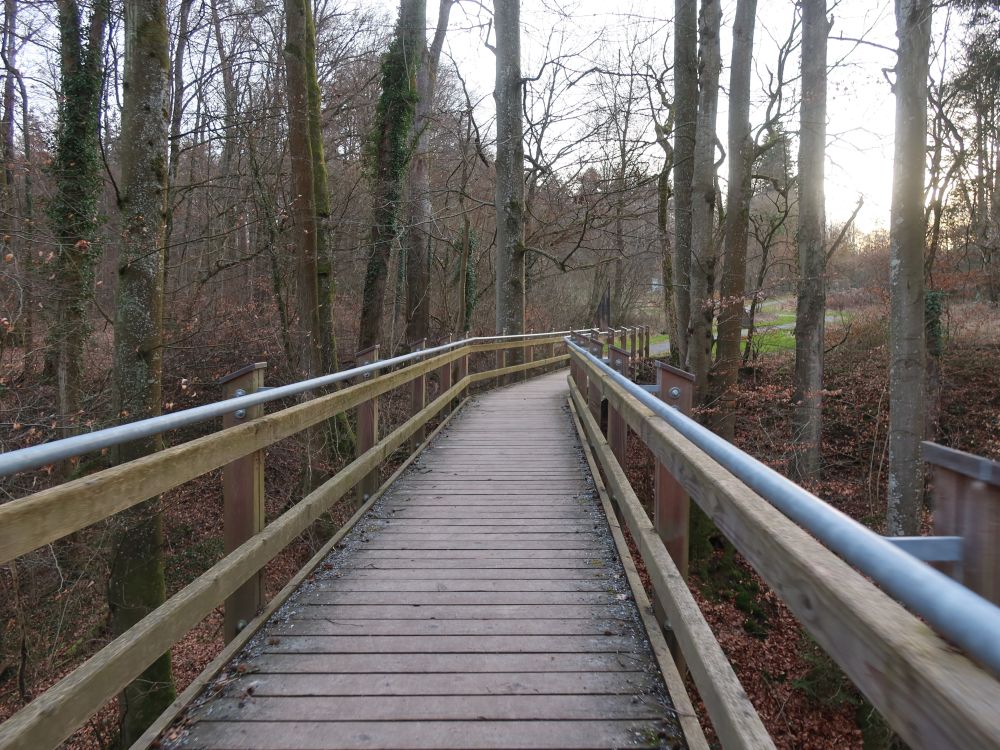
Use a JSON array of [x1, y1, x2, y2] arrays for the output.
[[166, 372, 683, 750]]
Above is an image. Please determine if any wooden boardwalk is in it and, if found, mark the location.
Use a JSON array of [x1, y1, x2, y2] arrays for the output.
[[168, 372, 682, 750]]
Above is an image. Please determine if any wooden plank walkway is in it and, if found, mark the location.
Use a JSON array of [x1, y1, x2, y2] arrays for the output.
[[166, 372, 683, 749]]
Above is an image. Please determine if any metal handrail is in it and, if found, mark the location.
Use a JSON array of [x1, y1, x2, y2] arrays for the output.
[[0, 330, 576, 477], [566, 337, 1000, 676]]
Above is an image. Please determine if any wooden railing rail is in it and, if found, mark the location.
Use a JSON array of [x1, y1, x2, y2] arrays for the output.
[[568, 345, 1000, 750], [0, 334, 569, 750]]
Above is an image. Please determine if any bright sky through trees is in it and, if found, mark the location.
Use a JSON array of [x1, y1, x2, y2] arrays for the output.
[[362, 0, 905, 230]]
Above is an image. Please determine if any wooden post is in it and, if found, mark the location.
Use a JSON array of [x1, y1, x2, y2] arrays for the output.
[[618, 327, 626, 350], [643, 325, 650, 359], [457, 344, 469, 392], [409, 339, 427, 450], [219, 362, 267, 642], [925, 443, 1000, 603], [652, 360, 695, 667], [355, 344, 380, 504], [570, 333, 583, 388], [545, 340, 555, 372], [437, 335, 453, 416], [586, 335, 603, 421], [653, 361, 695, 576], [607, 345, 629, 465]]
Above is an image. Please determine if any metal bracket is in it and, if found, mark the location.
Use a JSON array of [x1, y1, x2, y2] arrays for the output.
[[233, 385, 273, 420], [882, 535, 963, 564]]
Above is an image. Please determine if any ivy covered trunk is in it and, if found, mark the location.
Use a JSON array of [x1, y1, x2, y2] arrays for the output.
[[108, 0, 174, 741], [48, 0, 107, 433], [494, 0, 526, 340], [358, 0, 420, 351]]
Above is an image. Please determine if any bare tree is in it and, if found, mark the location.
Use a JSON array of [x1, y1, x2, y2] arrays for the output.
[[404, 0, 455, 345], [284, 0, 321, 379], [791, 0, 830, 482], [494, 0, 525, 337], [713, 0, 757, 439], [687, 0, 721, 402], [109, 0, 175, 738], [672, 0, 698, 365], [887, 0, 932, 535]]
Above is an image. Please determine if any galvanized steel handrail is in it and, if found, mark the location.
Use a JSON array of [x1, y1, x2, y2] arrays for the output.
[[0, 330, 576, 477], [566, 337, 1000, 676]]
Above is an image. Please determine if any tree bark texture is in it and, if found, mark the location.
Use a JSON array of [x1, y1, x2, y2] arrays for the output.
[[672, 0, 697, 365], [791, 0, 829, 482], [687, 0, 721, 404], [713, 0, 756, 440], [108, 0, 175, 739], [887, 0, 931, 535], [284, 0, 321, 379], [493, 0, 525, 338]]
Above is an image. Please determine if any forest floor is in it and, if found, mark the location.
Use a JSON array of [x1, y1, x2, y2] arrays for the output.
[[626, 300, 1000, 749]]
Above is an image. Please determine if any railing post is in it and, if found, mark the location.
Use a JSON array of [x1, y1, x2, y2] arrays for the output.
[[653, 361, 695, 579], [437, 335, 453, 416], [925, 443, 1000, 603], [586, 335, 603, 421], [569, 333, 582, 388], [651, 360, 695, 668], [355, 344, 380, 505], [617, 327, 626, 350], [219, 362, 267, 643], [457, 342, 469, 392], [643, 325, 650, 359], [409, 338, 427, 450], [607, 345, 629, 465]]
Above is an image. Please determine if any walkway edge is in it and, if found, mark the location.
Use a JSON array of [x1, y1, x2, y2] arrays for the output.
[[567, 395, 709, 750]]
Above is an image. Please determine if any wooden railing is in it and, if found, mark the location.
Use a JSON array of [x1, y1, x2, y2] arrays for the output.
[[566, 337, 1000, 750], [0, 334, 570, 750]]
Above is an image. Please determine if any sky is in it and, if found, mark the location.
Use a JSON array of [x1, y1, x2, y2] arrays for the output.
[[356, 0, 921, 231]]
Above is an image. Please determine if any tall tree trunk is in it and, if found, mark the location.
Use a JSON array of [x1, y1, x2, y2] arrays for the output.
[[713, 0, 756, 440], [404, 0, 454, 345], [108, 0, 174, 740], [47, 0, 108, 433], [672, 0, 697, 366], [687, 0, 721, 403], [303, 0, 354, 458], [494, 0, 525, 338], [284, 0, 320, 380], [163, 0, 192, 286], [1, 0, 19, 352], [791, 0, 829, 482], [358, 1, 420, 351], [887, 0, 931, 535]]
